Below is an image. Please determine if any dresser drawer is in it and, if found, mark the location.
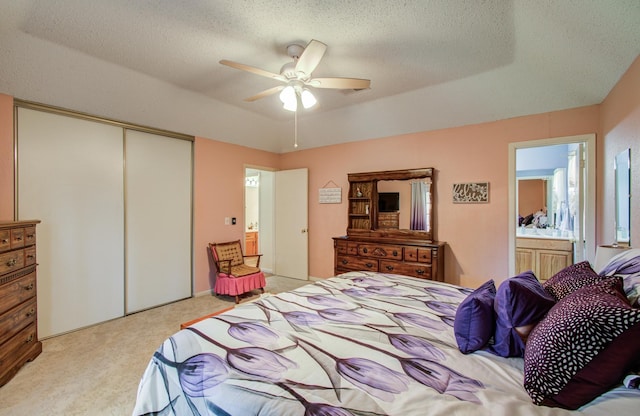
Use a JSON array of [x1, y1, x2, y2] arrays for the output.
[[335, 240, 347, 255], [24, 226, 36, 246], [0, 322, 39, 381], [336, 255, 379, 272], [404, 247, 433, 263], [0, 270, 37, 312], [0, 297, 37, 346], [0, 230, 9, 252], [380, 260, 432, 280], [10, 228, 25, 249], [358, 244, 403, 260], [24, 246, 36, 267], [0, 250, 25, 275]]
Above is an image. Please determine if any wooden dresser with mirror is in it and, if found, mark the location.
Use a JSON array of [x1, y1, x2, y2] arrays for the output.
[[333, 168, 445, 281]]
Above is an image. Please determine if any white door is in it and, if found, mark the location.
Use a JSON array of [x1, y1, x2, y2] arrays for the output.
[[17, 108, 125, 338], [569, 144, 585, 262], [124, 130, 192, 313], [275, 168, 308, 280]]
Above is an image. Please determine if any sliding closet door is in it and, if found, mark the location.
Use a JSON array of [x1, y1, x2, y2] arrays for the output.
[[124, 130, 192, 313], [17, 108, 125, 338]]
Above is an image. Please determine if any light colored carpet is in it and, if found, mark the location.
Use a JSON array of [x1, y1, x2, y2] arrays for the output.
[[0, 275, 310, 416]]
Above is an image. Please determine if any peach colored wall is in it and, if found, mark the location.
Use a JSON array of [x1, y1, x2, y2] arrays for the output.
[[0, 94, 14, 220], [600, 54, 640, 248], [193, 137, 280, 293], [281, 106, 600, 288]]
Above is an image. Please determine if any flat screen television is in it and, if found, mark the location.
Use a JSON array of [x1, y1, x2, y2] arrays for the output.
[[378, 192, 400, 212]]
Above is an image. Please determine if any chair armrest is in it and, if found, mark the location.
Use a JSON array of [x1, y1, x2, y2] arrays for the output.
[[218, 259, 232, 274], [243, 254, 263, 268]]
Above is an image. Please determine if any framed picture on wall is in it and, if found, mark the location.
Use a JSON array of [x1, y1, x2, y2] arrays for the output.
[[452, 182, 489, 203]]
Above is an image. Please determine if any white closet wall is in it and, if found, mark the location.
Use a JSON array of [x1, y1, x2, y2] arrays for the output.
[[17, 106, 193, 338], [17, 108, 125, 338], [125, 130, 191, 313]]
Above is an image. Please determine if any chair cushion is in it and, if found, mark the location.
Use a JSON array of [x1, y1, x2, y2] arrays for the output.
[[214, 241, 244, 267], [230, 264, 261, 277]]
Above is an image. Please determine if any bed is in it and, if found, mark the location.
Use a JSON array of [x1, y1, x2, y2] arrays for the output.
[[133, 266, 640, 415]]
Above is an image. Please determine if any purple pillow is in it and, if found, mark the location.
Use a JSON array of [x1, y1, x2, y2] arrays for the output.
[[543, 261, 603, 301], [524, 277, 640, 409], [489, 271, 555, 357], [453, 279, 496, 354]]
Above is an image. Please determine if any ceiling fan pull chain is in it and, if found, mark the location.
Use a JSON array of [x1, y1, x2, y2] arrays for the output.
[[294, 108, 298, 148]]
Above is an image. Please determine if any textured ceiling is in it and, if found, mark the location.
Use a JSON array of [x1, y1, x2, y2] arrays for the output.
[[1, 0, 639, 152]]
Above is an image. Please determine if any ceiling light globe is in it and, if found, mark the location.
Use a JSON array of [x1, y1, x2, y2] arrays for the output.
[[301, 89, 317, 109], [279, 86, 296, 105]]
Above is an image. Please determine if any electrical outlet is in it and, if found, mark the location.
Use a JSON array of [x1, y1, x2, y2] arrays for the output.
[[224, 217, 230, 225], [231, 217, 236, 225]]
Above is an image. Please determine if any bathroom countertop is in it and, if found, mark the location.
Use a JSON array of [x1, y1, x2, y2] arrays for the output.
[[516, 229, 574, 240]]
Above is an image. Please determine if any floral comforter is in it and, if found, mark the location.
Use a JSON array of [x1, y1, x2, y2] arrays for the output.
[[133, 272, 638, 416]]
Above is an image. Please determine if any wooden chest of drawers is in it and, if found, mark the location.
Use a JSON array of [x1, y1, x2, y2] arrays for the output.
[[333, 236, 445, 281], [0, 220, 41, 387]]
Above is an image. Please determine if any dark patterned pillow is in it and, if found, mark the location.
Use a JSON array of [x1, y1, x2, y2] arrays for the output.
[[524, 277, 640, 409], [489, 271, 555, 357], [453, 279, 496, 354], [543, 261, 603, 301]]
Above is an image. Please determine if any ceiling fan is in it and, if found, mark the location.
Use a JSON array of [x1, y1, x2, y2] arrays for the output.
[[220, 40, 371, 111]]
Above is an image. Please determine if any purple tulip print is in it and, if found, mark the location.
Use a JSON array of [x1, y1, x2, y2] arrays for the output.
[[134, 272, 494, 416], [177, 353, 229, 397], [306, 294, 353, 309], [336, 357, 410, 401], [393, 312, 448, 331], [227, 346, 297, 381], [185, 327, 297, 381], [424, 300, 458, 317], [215, 318, 280, 348]]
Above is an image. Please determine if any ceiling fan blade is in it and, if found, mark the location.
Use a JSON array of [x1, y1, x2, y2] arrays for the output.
[[244, 85, 284, 102], [295, 40, 327, 77], [220, 60, 286, 82], [309, 77, 371, 90]]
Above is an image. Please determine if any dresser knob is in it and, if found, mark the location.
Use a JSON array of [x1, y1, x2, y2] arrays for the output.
[[416, 269, 425, 275], [363, 248, 368, 253], [26, 308, 36, 317], [6, 258, 16, 267], [24, 282, 34, 291], [385, 265, 394, 271], [393, 250, 398, 256], [1, 239, 8, 244], [341, 259, 348, 265], [25, 334, 34, 343], [365, 263, 374, 268]]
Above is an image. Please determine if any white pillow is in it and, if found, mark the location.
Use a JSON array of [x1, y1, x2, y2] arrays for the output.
[[599, 248, 640, 306]]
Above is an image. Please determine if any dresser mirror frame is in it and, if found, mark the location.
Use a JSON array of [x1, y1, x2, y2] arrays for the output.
[[615, 148, 631, 246], [347, 168, 435, 241]]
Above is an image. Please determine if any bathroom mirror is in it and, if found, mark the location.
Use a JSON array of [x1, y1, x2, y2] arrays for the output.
[[615, 148, 631, 246]]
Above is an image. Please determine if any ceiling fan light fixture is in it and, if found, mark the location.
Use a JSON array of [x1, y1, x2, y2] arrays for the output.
[[301, 89, 317, 109], [282, 100, 297, 112]]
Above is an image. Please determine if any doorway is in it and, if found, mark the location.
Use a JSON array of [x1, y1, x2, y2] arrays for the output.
[[508, 134, 596, 276], [245, 168, 274, 273]]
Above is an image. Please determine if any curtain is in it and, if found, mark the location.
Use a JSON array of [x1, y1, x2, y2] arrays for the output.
[[410, 181, 431, 231]]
